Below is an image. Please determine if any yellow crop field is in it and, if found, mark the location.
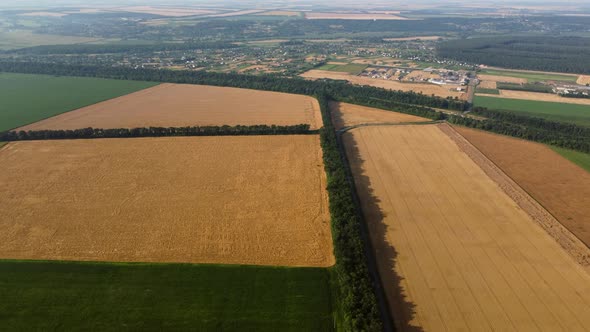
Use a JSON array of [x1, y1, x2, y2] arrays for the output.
[[330, 101, 428, 130], [0, 136, 334, 267], [344, 124, 590, 331], [19, 83, 323, 131]]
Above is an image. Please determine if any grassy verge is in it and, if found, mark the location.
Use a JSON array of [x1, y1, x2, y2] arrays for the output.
[[481, 69, 578, 83], [550, 146, 590, 173], [474, 95, 590, 127], [0, 73, 157, 132], [0, 260, 333, 331]]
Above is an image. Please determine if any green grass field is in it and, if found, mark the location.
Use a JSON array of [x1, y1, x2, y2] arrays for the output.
[[318, 63, 368, 75], [0, 30, 101, 50], [474, 95, 590, 127], [551, 147, 590, 173], [476, 88, 500, 95], [480, 69, 578, 83], [0, 73, 157, 132], [0, 260, 334, 331]]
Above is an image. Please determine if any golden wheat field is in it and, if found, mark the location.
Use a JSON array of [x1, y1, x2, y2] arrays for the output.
[[343, 124, 590, 331], [0, 136, 334, 267], [330, 102, 428, 130], [19, 83, 323, 131]]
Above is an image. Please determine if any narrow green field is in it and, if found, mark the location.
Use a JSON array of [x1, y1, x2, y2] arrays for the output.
[[476, 88, 500, 95], [551, 147, 590, 173], [0, 73, 157, 132], [318, 63, 368, 75], [474, 95, 590, 127], [480, 69, 578, 83], [0, 260, 333, 331]]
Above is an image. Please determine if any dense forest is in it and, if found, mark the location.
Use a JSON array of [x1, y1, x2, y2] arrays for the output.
[[317, 94, 384, 331], [0, 62, 468, 111], [438, 36, 590, 74], [0, 125, 312, 141]]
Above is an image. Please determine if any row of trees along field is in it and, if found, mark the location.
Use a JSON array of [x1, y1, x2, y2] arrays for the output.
[[437, 36, 590, 74], [0, 125, 313, 141], [0, 62, 468, 112], [317, 94, 384, 331], [449, 108, 590, 153]]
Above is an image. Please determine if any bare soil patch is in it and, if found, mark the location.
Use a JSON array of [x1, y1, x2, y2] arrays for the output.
[[455, 126, 590, 250], [19, 83, 322, 131], [0, 136, 334, 267], [478, 80, 497, 89], [478, 74, 527, 84], [305, 12, 408, 20], [330, 101, 428, 130], [480, 90, 590, 106], [301, 70, 465, 99], [344, 124, 590, 331], [577, 75, 590, 85]]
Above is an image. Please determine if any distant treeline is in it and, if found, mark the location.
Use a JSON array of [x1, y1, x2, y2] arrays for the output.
[[0, 125, 312, 141], [450, 108, 590, 153], [5, 41, 242, 55], [0, 62, 469, 112], [438, 36, 590, 74], [317, 94, 383, 331]]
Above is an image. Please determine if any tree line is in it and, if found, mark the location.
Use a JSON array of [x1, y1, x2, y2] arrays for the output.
[[0, 125, 312, 142], [317, 94, 383, 331], [449, 108, 590, 153], [438, 36, 590, 74], [0, 61, 468, 112]]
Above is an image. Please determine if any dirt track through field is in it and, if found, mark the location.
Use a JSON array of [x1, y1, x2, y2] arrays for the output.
[[330, 102, 428, 130], [344, 124, 590, 331], [455, 126, 590, 251], [0, 136, 334, 267], [19, 83, 322, 131]]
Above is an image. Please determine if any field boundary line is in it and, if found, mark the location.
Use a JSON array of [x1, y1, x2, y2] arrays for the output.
[[440, 123, 590, 273], [337, 120, 443, 134]]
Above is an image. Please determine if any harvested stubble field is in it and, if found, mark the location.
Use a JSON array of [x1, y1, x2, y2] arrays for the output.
[[343, 124, 590, 331], [19, 83, 322, 131], [330, 101, 428, 130], [0, 136, 334, 267], [478, 80, 497, 89], [301, 70, 465, 99], [455, 126, 590, 249]]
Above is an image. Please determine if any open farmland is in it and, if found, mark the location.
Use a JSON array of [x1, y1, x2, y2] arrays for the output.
[[301, 70, 465, 99], [477, 74, 527, 84], [474, 95, 590, 127], [305, 12, 408, 20], [480, 69, 579, 83], [550, 147, 590, 173], [318, 63, 368, 75], [330, 101, 429, 130], [343, 124, 590, 331], [579, 75, 590, 85], [478, 90, 590, 106], [455, 126, 590, 249], [19, 83, 322, 131], [0, 260, 333, 331], [0, 136, 333, 267], [0, 73, 157, 132], [0, 30, 102, 50]]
